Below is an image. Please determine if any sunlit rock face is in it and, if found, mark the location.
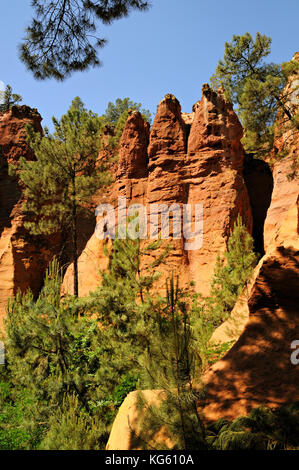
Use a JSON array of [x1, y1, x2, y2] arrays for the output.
[[106, 199, 299, 450], [0, 106, 59, 328], [264, 52, 299, 250], [106, 59, 299, 449], [63, 86, 252, 297]]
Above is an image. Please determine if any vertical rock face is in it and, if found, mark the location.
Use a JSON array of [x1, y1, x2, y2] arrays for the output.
[[0, 105, 42, 166], [64, 86, 252, 297], [263, 156, 299, 250], [0, 106, 59, 327], [146, 95, 189, 282], [263, 53, 299, 249], [118, 110, 149, 179], [148, 94, 187, 160], [243, 155, 273, 255], [184, 85, 252, 294], [106, 200, 299, 450], [117, 109, 149, 205]]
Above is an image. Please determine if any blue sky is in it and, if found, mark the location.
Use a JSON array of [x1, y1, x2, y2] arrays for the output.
[[0, 0, 298, 129]]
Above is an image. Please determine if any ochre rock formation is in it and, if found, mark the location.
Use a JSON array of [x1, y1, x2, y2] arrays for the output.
[[184, 85, 252, 293], [263, 156, 298, 251], [0, 106, 59, 328], [63, 86, 252, 297], [264, 52, 299, 249], [106, 68, 299, 449], [106, 198, 299, 450]]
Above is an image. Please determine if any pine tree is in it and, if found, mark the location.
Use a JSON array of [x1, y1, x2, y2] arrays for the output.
[[5, 259, 99, 409], [100, 97, 151, 151], [103, 97, 152, 127], [0, 85, 22, 112], [136, 274, 207, 450], [210, 32, 299, 156], [10, 97, 110, 296], [206, 215, 258, 329], [39, 394, 102, 450], [4, 258, 110, 447], [86, 233, 170, 409], [206, 402, 299, 450], [20, 0, 150, 80], [3, 230, 171, 449]]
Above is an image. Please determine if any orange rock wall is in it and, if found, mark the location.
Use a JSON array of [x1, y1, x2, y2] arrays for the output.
[[0, 106, 60, 327], [63, 86, 252, 297]]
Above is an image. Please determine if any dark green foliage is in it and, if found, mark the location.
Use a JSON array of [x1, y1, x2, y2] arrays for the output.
[[104, 374, 139, 409], [3, 234, 168, 449], [103, 97, 152, 126], [206, 215, 258, 329], [100, 97, 152, 150], [207, 403, 299, 450], [10, 97, 110, 296], [136, 274, 206, 450], [204, 341, 235, 367], [0, 85, 22, 112], [20, 0, 150, 80], [4, 258, 115, 448], [211, 32, 299, 156], [39, 394, 102, 450], [86, 235, 169, 408], [3, 239, 299, 450], [5, 259, 100, 413], [0, 377, 43, 450], [14, 96, 109, 235]]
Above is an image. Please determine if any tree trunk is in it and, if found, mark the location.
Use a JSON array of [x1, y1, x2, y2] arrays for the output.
[[71, 173, 79, 297]]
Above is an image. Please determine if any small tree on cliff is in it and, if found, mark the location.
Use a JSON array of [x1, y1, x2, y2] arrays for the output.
[[10, 97, 110, 296], [136, 274, 206, 450], [0, 85, 22, 112], [100, 97, 151, 149], [206, 215, 258, 329], [210, 32, 299, 156]]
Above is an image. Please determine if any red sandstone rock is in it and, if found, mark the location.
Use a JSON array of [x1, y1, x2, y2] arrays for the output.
[[106, 200, 299, 449], [118, 110, 149, 179], [0, 106, 59, 328], [264, 53, 299, 249], [63, 88, 252, 297], [202, 201, 299, 422], [184, 84, 252, 294]]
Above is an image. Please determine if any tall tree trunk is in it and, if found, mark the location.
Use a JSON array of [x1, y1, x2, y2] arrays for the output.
[[71, 173, 79, 297]]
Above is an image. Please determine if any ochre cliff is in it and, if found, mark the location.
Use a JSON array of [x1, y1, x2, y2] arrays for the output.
[[0, 106, 59, 328], [0, 74, 297, 451], [62, 85, 252, 297], [106, 60, 299, 449], [106, 197, 299, 450], [264, 52, 299, 249]]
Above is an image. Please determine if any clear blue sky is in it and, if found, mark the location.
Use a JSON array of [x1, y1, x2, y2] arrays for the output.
[[0, 0, 298, 129]]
